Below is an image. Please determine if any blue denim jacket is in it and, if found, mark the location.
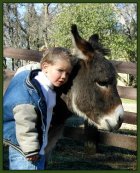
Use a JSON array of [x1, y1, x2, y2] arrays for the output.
[[3, 69, 48, 157]]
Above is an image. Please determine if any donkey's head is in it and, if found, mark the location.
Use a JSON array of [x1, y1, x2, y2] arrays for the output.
[[68, 24, 124, 131]]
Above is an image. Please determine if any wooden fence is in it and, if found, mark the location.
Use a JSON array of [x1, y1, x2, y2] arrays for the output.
[[3, 47, 137, 152]]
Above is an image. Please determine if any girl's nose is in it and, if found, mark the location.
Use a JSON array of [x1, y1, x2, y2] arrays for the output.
[[61, 72, 66, 79]]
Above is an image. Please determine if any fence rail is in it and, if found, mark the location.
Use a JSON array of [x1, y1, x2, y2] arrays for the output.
[[3, 47, 137, 75], [117, 86, 136, 100], [111, 60, 136, 76], [63, 126, 137, 151], [3, 47, 42, 62], [3, 47, 137, 152]]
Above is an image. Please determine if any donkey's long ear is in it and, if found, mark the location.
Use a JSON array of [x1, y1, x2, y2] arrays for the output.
[[89, 34, 99, 43], [89, 34, 111, 56], [71, 24, 94, 61]]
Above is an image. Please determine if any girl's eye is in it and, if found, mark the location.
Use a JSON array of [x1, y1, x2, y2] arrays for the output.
[[57, 69, 63, 72], [66, 72, 70, 77], [57, 69, 70, 76]]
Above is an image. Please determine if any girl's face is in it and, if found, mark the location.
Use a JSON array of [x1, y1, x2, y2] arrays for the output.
[[42, 59, 72, 87]]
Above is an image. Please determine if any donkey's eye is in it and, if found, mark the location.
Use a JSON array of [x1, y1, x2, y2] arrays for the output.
[[96, 81, 109, 88], [98, 81, 108, 86]]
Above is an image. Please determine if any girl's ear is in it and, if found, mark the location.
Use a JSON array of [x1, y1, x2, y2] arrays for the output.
[[41, 62, 49, 73]]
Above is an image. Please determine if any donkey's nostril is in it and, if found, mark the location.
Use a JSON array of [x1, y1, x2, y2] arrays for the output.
[[115, 116, 123, 130], [118, 116, 123, 124], [105, 115, 123, 132], [105, 119, 113, 132]]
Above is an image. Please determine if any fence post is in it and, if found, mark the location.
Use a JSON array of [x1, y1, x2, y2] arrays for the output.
[[84, 119, 98, 154]]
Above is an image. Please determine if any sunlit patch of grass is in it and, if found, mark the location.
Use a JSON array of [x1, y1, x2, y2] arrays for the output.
[[121, 98, 136, 104]]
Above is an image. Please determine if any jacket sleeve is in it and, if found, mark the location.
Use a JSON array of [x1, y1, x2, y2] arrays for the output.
[[13, 104, 40, 156]]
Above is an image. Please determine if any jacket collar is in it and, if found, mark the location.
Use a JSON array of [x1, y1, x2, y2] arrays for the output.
[[35, 71, 54, 90], [26, 69, 45, 99]]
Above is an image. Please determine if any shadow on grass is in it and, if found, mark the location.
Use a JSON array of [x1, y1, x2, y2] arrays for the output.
[[47, 137, 137, 170]]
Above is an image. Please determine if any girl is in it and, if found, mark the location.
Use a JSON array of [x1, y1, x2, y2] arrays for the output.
[[3, 47, 74, 170]]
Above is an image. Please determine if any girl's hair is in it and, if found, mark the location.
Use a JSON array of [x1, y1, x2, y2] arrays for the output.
[[40, 47, 75, 67]]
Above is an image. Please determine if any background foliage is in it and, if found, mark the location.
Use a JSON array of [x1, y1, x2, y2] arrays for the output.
[[3, 3, 137, 85], [3, 3, 137, 61]]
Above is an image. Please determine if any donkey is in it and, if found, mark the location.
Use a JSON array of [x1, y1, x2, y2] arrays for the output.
[[51, 24, 124, 128], [3, 24, 124, 163], [44, 24, 124, 156]]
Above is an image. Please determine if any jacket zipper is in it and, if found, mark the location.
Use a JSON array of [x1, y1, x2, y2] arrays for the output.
[[3, 140, 26, 157], [3, 140, 39, 158]]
